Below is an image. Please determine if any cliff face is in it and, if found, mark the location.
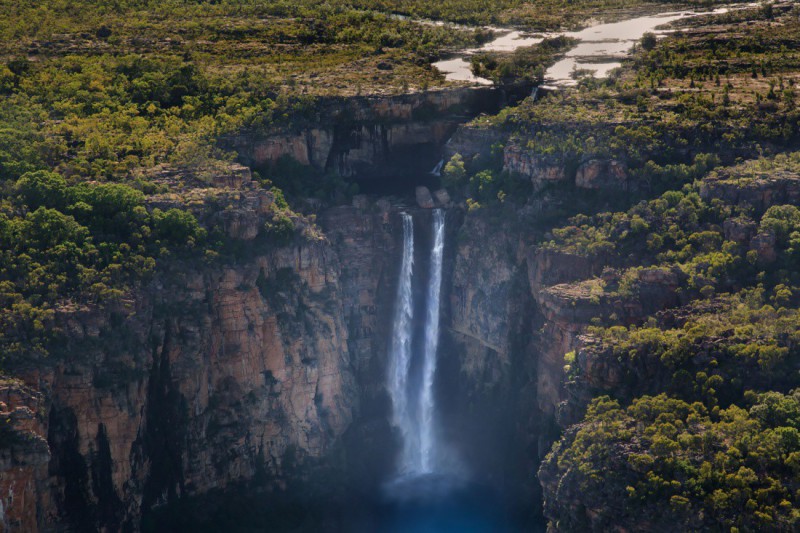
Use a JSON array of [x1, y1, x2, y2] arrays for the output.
[[443, 125, 505, 166], [0, 177, 415, 531], [503, 143, 632, 192], [431, 209, 570, 525], [699, 170, 800, 215], [5, 242, 358, 531], [0, 381, 50, 533], [231, 87, 501, 179], [448, 214, 521, 379], [532, 266, 686, 422]]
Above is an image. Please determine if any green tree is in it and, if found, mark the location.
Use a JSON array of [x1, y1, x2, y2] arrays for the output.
[[641, 32, 657, 51], [443, 153, 466, 189], [153, 208, 205, 245], [15, 171, 68, 209]]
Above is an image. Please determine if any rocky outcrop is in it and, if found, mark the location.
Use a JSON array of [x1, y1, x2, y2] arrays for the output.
[[530, 265, 686, 415], [504, 143, 567, 190], [525, 248, 602, 418], [209, 164, 255, 189], [443, 124, 505, 164], [503, 142, 631, 192], [416, 186, 435, 208], [432, 188, 451, 207], [527, 248, 604, 294], [750, 229, 778, 264], [700, 170, 800, 215], [723, 216, 757, 244], [230, 87, 501, 179], [574, 159, 628, 190], [244, 122, 455, 177]]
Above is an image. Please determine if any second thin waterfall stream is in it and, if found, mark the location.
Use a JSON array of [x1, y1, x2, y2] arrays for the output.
[[419, 209, 445, 473], [388, 209, 446, 476]]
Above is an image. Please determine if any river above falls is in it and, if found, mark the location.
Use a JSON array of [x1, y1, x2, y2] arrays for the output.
[[433, 5, 742, 86]]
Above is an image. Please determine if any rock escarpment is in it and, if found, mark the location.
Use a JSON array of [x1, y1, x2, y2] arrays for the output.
[[502, 143, 631, 192], [700, 169, 800, 214], [446, 119, 635, 192], [231, 87, 501, 179], [4, 243, 357, 531], [0, 169, 414, 530]]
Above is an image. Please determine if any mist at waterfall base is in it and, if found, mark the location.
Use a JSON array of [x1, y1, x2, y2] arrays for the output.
[[375, 210, 510, 532]]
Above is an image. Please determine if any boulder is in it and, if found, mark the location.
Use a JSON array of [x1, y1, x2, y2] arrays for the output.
[[415, 186, 435, 208], [433, 188, 451, 206]]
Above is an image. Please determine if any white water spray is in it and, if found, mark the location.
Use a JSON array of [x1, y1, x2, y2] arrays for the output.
[[388, 213, 417, 470], [387, 210, 446, 475], [419, 209, 445, 472]]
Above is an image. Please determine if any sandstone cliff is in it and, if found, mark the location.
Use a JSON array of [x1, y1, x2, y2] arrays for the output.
[[230, 87, 501, 179], [0, 167, 416, 530]]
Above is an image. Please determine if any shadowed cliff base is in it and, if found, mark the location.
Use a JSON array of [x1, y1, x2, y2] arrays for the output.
[[140, 476, 541, 532]]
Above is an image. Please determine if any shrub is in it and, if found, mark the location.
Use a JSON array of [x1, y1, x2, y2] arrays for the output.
[[15, 171, 68, 209], [153, 208, 205, 245], [264, 213, 295, 244]]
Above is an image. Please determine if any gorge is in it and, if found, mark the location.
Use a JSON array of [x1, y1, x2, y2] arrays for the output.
[[387, 210, 445, 477], [2, 1, 800, 532]]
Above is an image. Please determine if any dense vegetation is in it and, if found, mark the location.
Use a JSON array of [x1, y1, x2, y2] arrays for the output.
[[543, 391, 800, 531], [0, 170, 210, 359], [545, 180, 798, 289], [523, 4, 800, 530], [537, 151, 800, 532]]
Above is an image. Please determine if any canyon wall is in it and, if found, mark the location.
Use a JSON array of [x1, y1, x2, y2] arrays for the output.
[[0, 170, 416, 530], [3, 242, 358, 531]]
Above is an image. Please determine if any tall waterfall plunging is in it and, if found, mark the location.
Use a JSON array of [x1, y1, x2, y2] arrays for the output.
[[419, 209, 445, 472], [387, 209, 446, 476], [388, 213, 417, 471]]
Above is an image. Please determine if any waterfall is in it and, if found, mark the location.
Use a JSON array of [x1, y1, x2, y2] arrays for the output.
[[430, 159, 444, 176], [387, 210, 446, 476], [419, 209, 445, 473], [388, 213, 417, 470]]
